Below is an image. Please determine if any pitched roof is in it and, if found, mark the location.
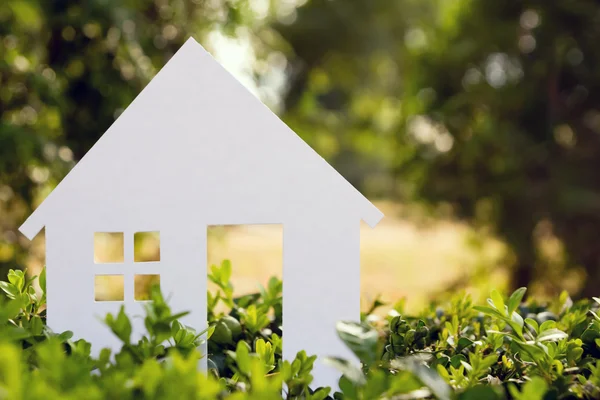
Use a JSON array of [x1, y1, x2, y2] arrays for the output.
[[19, 37, 383, 240]]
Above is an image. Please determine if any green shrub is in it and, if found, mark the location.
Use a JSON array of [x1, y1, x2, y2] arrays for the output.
[[3, 262, 600, 399]]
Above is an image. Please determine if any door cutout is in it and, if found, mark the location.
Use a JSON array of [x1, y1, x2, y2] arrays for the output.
[[207, 224, 283, 359]]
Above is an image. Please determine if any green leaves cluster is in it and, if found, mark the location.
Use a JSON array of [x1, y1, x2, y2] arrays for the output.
[[4, 262, 600, 399], [0, 263, 324, 399], [327, 285, 600, 399]]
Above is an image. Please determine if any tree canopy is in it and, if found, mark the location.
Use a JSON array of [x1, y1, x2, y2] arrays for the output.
[[275, 0, 600, 296], [3, 0, 600, 297]]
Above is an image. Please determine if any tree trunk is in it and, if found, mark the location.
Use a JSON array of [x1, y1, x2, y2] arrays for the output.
[[580, 258, 600, 298], [512, 260, 535, 292]]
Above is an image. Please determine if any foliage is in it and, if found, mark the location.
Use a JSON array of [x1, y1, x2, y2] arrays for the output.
[[0, 0, 285, 276], [5, 0, 600, 301], [0, 262, 329, 399], [333, 286, 600, 400], [4, 261, 600, 398], [277, 0, 600, 296]]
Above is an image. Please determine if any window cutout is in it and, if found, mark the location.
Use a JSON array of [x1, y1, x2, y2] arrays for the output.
[[135, 274, 160, 301], [134, 232, 160, 262], [94, 232, 124, 263], [95, 275, 124, 301]]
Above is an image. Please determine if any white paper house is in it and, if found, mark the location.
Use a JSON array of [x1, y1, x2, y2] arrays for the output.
[[19, 37, 383, 389]]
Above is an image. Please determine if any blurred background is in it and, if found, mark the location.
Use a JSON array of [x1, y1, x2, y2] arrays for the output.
[[2, 0, 600, 312]]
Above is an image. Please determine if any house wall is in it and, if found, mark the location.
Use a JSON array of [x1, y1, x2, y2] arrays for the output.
[[45, 218, 208, 359], [45, 223, 122, 352], [159, 227, 208, 364], [43, 176, 366, 379], [283, 216, 360, 391]]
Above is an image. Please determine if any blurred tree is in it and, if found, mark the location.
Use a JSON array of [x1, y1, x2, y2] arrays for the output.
[[0, 0, 263, 276], [277, 0, 600, 296], [5, 0, 600, 298]]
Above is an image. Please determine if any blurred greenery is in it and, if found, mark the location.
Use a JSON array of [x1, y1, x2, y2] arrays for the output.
[[2, 0, 600, 299]]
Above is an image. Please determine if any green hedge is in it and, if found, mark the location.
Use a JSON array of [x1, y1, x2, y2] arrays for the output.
[[2, 261, 600, 399]]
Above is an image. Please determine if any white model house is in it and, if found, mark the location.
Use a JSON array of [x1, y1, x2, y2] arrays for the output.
[[19, 37, 383, 390]]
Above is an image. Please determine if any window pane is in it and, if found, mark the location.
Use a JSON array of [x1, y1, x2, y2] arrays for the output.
[[95, 275, 124, 301], [135, 274, 160, 301], [94, 232, 124, 263], [134, 231, 160, 262]]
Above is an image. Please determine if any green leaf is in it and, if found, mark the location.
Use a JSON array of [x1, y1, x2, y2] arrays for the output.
[[450, 354, 467, 368], [508, 376, 548, 400], [0, 298, 23, 321], [457, 337, 474, 351], [0, 282, 19, 299], [206, 324, 216, 340], [539, 320, 556, 332], [220, 260, 232, 286], [30, 315, 44, 335], [39, 267, 46, 294], [104, 306, 132, 344], [394, 357, 452, 400], [507, 287, 526, 315], [536, 328, 567, 342], [514, 341, 547, 361], [490, 290, 506, 315], [234, 340, 251, 376], [322, 356, 366, 385], [56, 331, 74, 341], [473, 305, 505, 320], [7, 270, 25, 292], [525, 318, 539, 334], [479, 354, 498, 371], [336, 321, 380, 367], [510, 310, 525, 339]]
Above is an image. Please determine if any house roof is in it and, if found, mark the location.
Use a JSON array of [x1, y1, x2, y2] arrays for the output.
[[19, 37, 383, 240]]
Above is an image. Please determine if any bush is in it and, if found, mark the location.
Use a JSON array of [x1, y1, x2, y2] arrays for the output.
[[2, 262, 600, 399]]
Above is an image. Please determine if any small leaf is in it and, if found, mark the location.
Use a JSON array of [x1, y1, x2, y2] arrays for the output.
[[473, 306, 505, 320], [490, 290, 506, 316], [57, 331, 74, 341], [450, 354, 467, 368], [480, 354, 499, 371], [220, 260, 232, 285], [30, 315, 44, 335], [322, 357, 366, 385], [0, 282, 19, 299], [336, 321, 379, 367], [507, 287, 526, 315], [525, 318, 539, 334], [510, 310, 525, 337], [536, 328, 568, 342], [457, 337, 474, 351], [104, 306, 131, 344], [7, 270, 25, 292], [539, 320, 556, 332], [234, 340, 251, 376], [396, 357, 452, 400], [460, 360, 473, 372], [39, 267, 46, 294]]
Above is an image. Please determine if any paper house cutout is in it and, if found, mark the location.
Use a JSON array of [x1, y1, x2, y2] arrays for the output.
[[19, 37, 383, 389]]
